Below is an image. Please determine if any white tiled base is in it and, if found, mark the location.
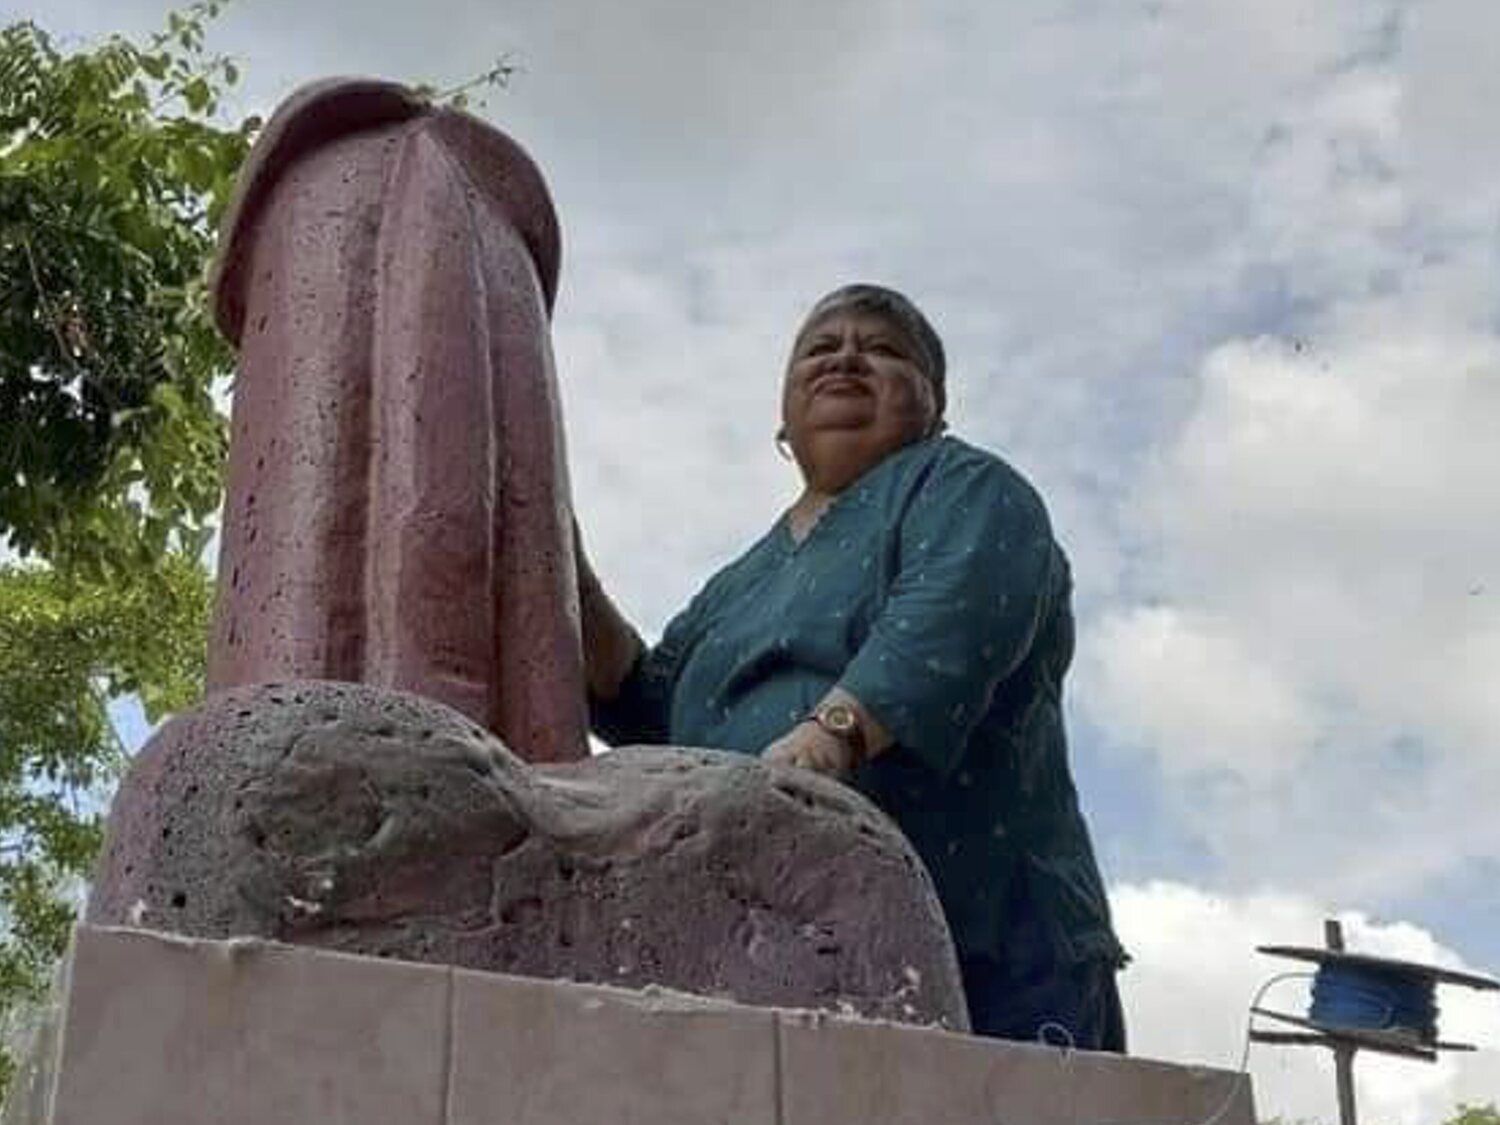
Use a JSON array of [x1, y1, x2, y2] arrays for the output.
[[6, 926, 1254, 1125]]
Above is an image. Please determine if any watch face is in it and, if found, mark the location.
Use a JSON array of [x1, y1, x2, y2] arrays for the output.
[[821, 704, 857, 734]]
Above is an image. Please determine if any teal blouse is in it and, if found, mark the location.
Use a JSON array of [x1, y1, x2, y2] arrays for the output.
[[593, 436, 1124, 971]]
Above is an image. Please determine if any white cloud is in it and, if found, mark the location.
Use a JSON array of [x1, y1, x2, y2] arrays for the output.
[[1400, 0, 1500, 221], [1117, 881, 1500, 1125], [1060, 0, 1500, 917], [1081, 320, 1500, 899], [1085, 606, 1317, 784]]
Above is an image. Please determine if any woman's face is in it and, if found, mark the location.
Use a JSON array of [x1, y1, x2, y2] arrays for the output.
[[781, 308, 938, 485]]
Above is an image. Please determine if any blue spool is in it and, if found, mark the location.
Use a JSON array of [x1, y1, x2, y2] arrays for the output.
[[1256, 938, 1498, 1059], [1309, 961, 1438, 1042]]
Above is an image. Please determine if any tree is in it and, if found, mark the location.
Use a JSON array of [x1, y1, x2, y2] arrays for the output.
[[1, 1, 253, 577], [1445, 1105, 1500, 1125], [0, 557, 209, 1086], [0, 2, 252, 1092]]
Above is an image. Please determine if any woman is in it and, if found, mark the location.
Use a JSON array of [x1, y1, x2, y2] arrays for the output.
[[578, 283, 1127, 1050]]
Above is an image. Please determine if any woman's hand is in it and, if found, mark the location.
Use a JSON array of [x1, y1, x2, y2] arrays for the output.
[[762, 721, 857, 777]]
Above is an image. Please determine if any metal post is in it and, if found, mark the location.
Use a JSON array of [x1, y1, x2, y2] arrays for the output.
[[1325, 919, 1359, 1125]]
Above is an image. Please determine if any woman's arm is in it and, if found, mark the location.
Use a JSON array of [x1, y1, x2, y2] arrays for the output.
[[835, 447, 1060, 779], [575, 525, 645, 701]]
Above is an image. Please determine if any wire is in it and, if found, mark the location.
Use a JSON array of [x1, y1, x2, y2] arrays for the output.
[[1067, 970, 1316, 1125]]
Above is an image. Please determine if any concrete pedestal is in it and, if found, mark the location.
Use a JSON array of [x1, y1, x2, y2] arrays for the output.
[[7, 926, 1254, 1125]]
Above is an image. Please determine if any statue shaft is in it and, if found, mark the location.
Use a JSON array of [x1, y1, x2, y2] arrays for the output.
[[207, 83, 585, 762]]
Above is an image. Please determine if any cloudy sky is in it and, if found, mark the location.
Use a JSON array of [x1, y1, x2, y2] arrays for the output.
[[20, 0, 1500, 1118]]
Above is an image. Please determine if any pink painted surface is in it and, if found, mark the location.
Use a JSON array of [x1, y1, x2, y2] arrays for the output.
[[206, 79, 585, 762]]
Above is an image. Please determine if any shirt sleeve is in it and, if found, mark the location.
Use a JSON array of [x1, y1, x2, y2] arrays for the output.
[[838, 447, 1060, 778], [588, 590, 704, 747]]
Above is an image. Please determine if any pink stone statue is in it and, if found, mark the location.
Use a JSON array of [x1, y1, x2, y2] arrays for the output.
[[206, 79, 585, 763]]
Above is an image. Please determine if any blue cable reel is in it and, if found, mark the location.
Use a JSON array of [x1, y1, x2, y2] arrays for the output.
[[1253, 941, 1498, 1061]]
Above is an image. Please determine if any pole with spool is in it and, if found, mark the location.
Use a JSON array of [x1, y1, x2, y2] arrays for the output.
[[1251, 918, 1499, 1125]]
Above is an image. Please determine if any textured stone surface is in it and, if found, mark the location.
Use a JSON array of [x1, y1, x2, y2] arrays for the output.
[[86, 680, 968, 1028], [10, 927, 1254, 1125], [206, 78, 585, 763]]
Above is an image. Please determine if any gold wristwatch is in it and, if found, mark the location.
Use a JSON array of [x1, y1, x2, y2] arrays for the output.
[[808, 700, 868, 765]]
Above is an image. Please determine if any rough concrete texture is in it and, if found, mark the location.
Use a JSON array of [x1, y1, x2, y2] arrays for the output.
[[86, 680, 968, 1029], [206, 79, 586, 763]]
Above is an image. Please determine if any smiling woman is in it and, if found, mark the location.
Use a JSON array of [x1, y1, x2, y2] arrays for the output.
[[578, 283, 1128, 1050], [778, 287, 946, 531]]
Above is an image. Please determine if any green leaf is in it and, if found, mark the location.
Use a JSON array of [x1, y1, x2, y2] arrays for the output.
[[182, 77, 210, 113]]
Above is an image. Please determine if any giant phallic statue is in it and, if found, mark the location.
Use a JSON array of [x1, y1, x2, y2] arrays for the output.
[[86, 79, 970, 1030], [205, 78, 584, 765]]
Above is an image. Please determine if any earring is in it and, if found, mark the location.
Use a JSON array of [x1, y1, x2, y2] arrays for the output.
[[775, 429, 792, 461]]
